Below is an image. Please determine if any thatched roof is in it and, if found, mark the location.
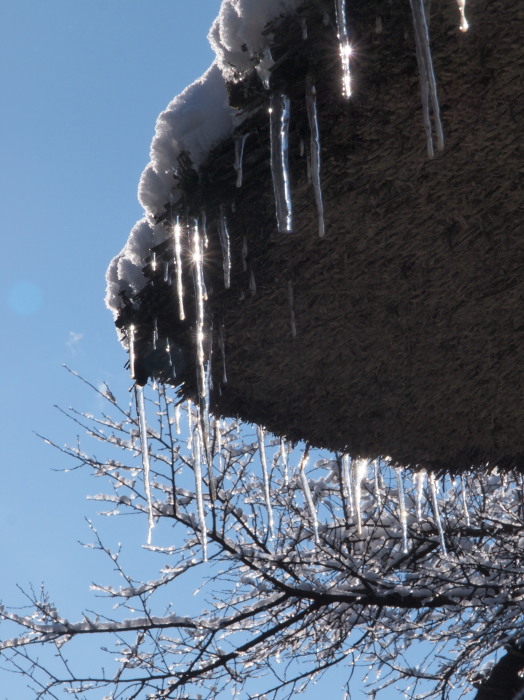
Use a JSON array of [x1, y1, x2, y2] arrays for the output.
[[113, 0, 523, 472]]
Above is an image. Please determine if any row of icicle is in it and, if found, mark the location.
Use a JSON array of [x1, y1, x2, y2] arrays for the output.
[[127, 0, 469, 553]]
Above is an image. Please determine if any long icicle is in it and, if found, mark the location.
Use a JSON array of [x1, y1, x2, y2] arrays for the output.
[[135, 385, 155, 544], [415, 469, 427, 522], [191, 418, 208, 561], [192, 219, 207, 400], [334, 0, 352, 98], [353, 458, 368, 535], [234, 133, 248, 188], [280, 437, 289, 487], [305, 79, 325, 237], [218, 208, 231, 289], [270, 93, 293, 233], [429, 472, 447, 556], [174, 216, 186, 320], [409, 0, 444, 155], [395, 466, 409, 553], [257, 426, 274, 539], [341, 454, 354, 521], [128, 324, 136, 380], [299, 446, 319, 544]]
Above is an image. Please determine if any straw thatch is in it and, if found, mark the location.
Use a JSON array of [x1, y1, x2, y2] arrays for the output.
[[115, 0, 523, 472]]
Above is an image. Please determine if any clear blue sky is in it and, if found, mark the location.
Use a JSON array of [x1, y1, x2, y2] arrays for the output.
[[0, 1, 220, 695]]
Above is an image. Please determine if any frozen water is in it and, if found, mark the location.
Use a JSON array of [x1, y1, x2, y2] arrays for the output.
[[270, 93, 293, 233], [353, 458, 368, 535], [218, 210, 232, 289], [299, 450, 319, 543], [192, 219, 207, 400], [341, 454, 354, 520], [280, 437, 289, 486], [457, 0, 469, 31], [128, 325, 136, 380], [429, 472, 447, 556], [174, 217, 186, 321], [335, 0, 352, 98], [414, 469, 426, 522], [409, 0, 444, 156], [395, 467, 408, 553], [305, 81, 325, 237], [135, 386, 155, 544], [257, 426, 274, 538], [234, 133, 248, 188], [219, 321, 228, 383], [191, 418, 208, 561]]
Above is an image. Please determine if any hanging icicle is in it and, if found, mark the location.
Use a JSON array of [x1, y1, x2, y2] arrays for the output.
[[135, 385, 155, 544], [461, 474, 471, 527], [128, 324, 136, 380], [218, 208, 232, 289], [334, 0, 352, 98], [429, 472, 447, 556], [341, 454, 354, 521], [353, 458, 368, 535], [409, 0, 444, 157], [187, 398, 193, 451], [234, 133, 248, 188], [395, 466, 409, 553], [218, 321, 227, 384], [299, 447, 319, 544], [269, 93, 293, 233], [457, 0, 469, 32], [373, 460, 383, 510], [305, 80, 325, 237], [257, 426, 275, 539], [414, 469, 426, 522], [192, 219, 207, 401], [191, 419, 208, 561], [173, 216, 186, 321], [280, 437, 289, 487]]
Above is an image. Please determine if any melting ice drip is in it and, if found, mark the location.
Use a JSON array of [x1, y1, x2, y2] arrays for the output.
[[457, 0, 469, 32], [234, 133, 248, 188], [173, 216, 186, 321], [218, 209, 232, 288], [305, 81, 325, 237], [269, 93, 293, 233], [135, 385, 155, 545], [409, 0, 444, 157], [334, 0, 352, 98]]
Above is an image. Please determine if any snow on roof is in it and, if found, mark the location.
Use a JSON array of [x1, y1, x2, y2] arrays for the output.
[[106, 0, 301, 318]]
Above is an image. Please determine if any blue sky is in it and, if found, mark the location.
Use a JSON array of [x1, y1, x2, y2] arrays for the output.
[[0, 1, 220, 695]]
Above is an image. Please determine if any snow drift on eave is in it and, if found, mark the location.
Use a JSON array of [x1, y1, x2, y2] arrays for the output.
[[105, 0, 302, 319]]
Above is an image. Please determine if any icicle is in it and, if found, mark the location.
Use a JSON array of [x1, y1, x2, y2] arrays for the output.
[[288, 281, 297, 338], [152, 318, 158, 350], [280, 437, 289, 487], [414, 469, 426, 522], [151, 250, 157, 271], [128, 325, 136, 380], [173, 216, 186, 320], [191, 419, 208, 561], [409, 0, 444, 156], [461, 474, 471, 527], [457, 0, 469, 32], [234, 133, 248, 188], [187, 399, 193, 451], [299, 448, 319, 544], [373, 460, 383, 510], [218, 209, 231, 289], [241, 237, 248, 272], [218, 321, 227, 384], [334, 0, 352, 98], [341, 454, 354, 521], [300, 17, 308, 40], [249, 269, 256, 296], [305, 80, 325, 237], [353, 459, 368, 535], [256, 47, 274, 90], [269, 93, 293, 233], [135, 385, 155, 544], [428, 472, 447, 556], [192, 219, 207, 400], [175, 403, 181, 435], [257, 426, 274, 539], [163, 261, 169, 283], [395, 467, 408, 553]]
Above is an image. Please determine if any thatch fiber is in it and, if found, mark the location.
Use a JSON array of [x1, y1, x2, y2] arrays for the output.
[[115, 0, 523, 473]]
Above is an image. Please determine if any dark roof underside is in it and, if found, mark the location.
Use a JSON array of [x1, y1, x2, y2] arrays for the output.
[[118, 0, 524, 473]]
